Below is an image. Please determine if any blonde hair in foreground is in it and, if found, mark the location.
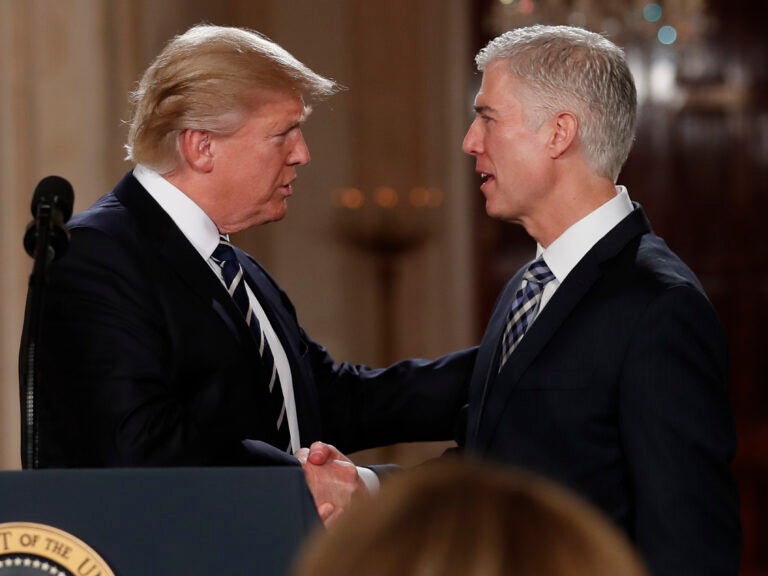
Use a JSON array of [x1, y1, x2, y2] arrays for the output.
[[293, 460, 648, 576]]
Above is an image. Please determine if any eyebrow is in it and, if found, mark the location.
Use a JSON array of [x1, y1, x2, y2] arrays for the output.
[[473, 104, 497, 115], [283, 121, 302, 133], [280, 112, 311, 135], [273, 104, 313, 136]]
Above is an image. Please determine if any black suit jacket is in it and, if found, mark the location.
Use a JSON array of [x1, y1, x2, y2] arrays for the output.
[[36, 172, 476, 467], [462, 206, 741, 575]]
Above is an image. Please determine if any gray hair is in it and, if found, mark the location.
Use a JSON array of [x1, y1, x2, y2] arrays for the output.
[[125, 24, 340, 173], [476, 25, 637, 181]]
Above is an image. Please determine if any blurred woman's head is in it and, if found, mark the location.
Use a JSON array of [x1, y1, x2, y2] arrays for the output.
[[293, 459, 648, 576]]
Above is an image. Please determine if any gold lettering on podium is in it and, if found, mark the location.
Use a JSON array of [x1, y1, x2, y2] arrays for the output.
[[0, 522, 114, 575]]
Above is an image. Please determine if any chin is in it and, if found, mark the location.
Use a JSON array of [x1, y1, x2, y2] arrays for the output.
[[484, 200, 501, 220], [266, 209, 288, 225]]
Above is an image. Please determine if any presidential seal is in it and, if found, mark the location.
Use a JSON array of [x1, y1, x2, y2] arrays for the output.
[[0, 523, 114, 576]]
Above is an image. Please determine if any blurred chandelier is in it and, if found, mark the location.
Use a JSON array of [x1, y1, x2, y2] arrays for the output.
[[487, 0, 712, 47]]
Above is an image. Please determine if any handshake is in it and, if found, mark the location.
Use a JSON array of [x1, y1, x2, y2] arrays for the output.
[[295, 442, 368, 527]]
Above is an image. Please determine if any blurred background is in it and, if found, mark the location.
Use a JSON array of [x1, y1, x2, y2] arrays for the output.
[[1, 0, 765, 572]]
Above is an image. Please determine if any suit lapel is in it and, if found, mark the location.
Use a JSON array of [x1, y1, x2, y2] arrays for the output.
[[112, 173, 255, 350], [469, 206, 652, 451], [465, 269, 524, 448]]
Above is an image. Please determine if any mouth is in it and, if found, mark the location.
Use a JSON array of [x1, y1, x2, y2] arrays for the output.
[[478, 171, 495, 189], [280, 179, 295, 195]]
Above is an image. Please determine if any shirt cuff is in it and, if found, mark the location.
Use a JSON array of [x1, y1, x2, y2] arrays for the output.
[[356, 466, 381, 493]]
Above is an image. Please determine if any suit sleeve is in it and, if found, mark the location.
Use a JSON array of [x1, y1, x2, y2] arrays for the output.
[[301, 332, 477, 454], [234, 252, 478, 455], [619, 285, 741, 575]]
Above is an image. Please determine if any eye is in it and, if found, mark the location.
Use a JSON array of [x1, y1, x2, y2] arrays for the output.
[[472, 111, 492, 126]]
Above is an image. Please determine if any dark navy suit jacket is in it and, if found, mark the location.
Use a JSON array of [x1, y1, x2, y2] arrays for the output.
[[36, 172, 476, 468], [462, 206, 741, 576]]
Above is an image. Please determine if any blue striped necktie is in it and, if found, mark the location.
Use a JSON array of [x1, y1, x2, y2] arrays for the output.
[[211, 237, 291, 453], [499, 258, 555, 371]]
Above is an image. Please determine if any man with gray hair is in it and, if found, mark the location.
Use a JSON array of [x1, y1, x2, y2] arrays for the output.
[[34, 24, 475, 524], [460, 25, 740, 575]]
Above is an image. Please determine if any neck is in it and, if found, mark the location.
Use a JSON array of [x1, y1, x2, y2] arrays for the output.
[[164, 169, 225, 232], [526, 174, 617, 248]]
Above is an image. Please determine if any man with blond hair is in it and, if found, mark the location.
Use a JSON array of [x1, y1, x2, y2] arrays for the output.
[[34, 25, 475, 523]]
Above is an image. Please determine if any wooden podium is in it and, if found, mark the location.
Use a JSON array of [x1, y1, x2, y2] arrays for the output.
[[0, 467, 319, 575]]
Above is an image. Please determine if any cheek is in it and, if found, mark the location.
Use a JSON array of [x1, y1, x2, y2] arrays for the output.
[[262, 149, 287, 173], [488, 131, 514, 162]]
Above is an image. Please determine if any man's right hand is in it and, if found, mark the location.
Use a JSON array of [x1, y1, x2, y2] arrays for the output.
[[294, 441, 368, 527]]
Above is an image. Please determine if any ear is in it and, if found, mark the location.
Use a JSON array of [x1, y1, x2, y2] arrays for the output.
[[547, 111, 578, 159], [177, 129, 214, 173]]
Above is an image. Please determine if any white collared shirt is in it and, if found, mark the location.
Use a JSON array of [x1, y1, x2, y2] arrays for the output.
[[537, 186, 634, 313], [133, 164, 302, 452]]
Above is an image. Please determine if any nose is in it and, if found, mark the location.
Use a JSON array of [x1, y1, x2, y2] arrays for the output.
[[288, 130, 311, 166], [462, 119, 481, 156]]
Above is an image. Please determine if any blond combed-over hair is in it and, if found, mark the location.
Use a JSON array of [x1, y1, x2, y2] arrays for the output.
[[125, 24, 339, 173]]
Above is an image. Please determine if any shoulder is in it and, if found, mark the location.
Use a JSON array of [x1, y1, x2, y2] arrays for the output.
[[67, 173, 173, 256], [69, 191, 129, 232], [613, 233, 724, 346], [62, 192, 146, 272], [68, 172, 147, 236], [603, 231, 707, 300], [56, 178, 163, 283], [585, 231, 720, 335], [634, 233, 706, 294]]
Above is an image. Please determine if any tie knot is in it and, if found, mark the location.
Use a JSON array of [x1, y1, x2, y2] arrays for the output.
[[211, 237, 238, 266], [523, 258, 555, 286]]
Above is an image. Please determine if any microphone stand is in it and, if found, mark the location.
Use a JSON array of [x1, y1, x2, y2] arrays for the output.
[[19, 202, 57, 469]]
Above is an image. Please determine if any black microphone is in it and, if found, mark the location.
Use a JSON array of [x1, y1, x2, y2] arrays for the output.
[[23, 175, 75, 261]]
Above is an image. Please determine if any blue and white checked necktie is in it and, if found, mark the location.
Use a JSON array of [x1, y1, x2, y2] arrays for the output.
[[499, 257, 555, 371], [211, 237, 291, 453]]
